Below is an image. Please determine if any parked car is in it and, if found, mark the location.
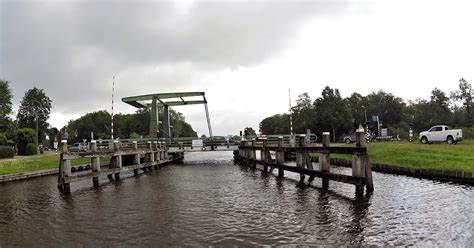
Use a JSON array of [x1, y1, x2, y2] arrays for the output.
[[204, 136, 228, 146], [68, 142, 88, 152], [343, 134, 356, 144], [419, 125, 462, 144], [343, 131, 375, 144]]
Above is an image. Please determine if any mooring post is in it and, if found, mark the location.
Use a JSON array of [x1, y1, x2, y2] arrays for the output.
[[319, 132, 331, 188], [154, 141, 159, 168], [113, 141, 122, 180], [159, 142, 164, 161], [239, 139, 246, 164], [163, 142, 168, 160], [58, 140, 71, 191], [277, 136, 284, 177], [303, 130, 315, 182], [251, 138, 257, 168], [91, 140, 100, 187], [353, 129, 366, 196], [145, 141, 154, 171], [261, 138, 268, 172], [132, 141, 139, 176], [296, 135, 306, 182]]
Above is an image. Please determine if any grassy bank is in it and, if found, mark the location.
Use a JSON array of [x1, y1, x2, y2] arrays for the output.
[[328, 140, 474, 173], [0, 152, 93, 175]]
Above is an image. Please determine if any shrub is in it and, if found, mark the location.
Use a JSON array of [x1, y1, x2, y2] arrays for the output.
[[25, 143, 38, 155], [0, 133, 7, 146], [16, 128, 35, 155], [459, 127, 474, 139], [0, 145, 15, 158]]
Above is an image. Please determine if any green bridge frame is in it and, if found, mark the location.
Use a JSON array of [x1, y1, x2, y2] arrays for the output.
[[122, 92, 213, 138]]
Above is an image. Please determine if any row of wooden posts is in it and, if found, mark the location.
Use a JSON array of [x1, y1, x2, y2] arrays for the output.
[[236, 129, 374, 196], [58, 140, 173, 191]]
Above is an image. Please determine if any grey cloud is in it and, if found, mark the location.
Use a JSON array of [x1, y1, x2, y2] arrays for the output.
[[1, 0, 352, 125]]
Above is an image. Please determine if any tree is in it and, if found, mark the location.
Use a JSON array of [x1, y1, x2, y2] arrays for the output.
[[451, 78, 473, 126], [16, 87, 52, 143], [346, 92, 368, 130], [62, 111, 111, 142], [0, 80, 13, 133], [259, 114, 290, 135], [313, 86, 352, 142], [15, 128, 35, 155], [244, 127, 256, 136], [429, 88, 452, 126], [291, 93, 316, 134], [365, 90, 405, 128]]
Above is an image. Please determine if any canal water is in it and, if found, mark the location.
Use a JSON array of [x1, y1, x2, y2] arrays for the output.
[[0, 152, 472, 246]]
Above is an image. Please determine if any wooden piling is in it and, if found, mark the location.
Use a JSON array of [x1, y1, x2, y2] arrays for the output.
[[154, 141, 159, 168], [296, 135, 306, 182], [58, 140, 71, 191], [277, 136, 284, 177], [90, 140, 100, 187], [250, 139, 257, 168], [133, 141, 139, 176], [113, 141, 122, 180], [320, 132, 330, 188], [352, 129, 366, 196], [163, 142, 168, 160], [261, 138, 268, 172]]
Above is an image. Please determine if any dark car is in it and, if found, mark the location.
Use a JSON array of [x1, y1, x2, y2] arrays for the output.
[[204, 136, 228, 146]]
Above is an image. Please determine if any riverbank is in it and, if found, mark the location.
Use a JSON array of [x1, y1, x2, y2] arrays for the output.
[[0, 151, 91, 175], [330, 140, 474, 173], [310, 140, 474, 183]]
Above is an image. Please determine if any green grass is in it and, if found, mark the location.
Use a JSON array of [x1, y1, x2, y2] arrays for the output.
[[0, 152, 98, 175], [328, 140, 474, 172]]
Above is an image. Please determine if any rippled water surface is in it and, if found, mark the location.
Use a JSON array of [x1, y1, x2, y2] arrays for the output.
[[0, 152, 473, 246]]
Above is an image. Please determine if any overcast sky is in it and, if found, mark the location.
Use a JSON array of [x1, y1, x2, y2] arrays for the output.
[[2, 0, 474, 136]]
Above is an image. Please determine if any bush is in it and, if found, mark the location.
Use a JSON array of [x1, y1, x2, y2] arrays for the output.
[[0, 146, 15, 158], [16, 128, 35, 155], [459, 127, 474, 139], [0, 133, 7, 145], [25, 143, 38, 155]]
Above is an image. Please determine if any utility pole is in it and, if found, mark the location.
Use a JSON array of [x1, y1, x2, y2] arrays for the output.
[[288, 88, 293, 135], [111, 75, 115, 140]]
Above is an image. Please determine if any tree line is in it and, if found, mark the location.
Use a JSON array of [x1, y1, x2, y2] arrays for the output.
[[60, 108, 197, 142], [0, 79, 197, 156], [260, 78, 473, 142]]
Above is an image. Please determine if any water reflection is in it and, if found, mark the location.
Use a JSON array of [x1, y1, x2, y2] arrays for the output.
[[0, 151, 472, 246]]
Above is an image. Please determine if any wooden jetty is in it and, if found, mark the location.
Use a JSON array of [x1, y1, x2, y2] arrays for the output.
[[58, 140, 183, 191], [234, 129, 374, 197]]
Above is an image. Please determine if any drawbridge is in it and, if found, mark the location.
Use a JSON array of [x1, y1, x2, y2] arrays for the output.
[[121, 91, 316, 153]]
